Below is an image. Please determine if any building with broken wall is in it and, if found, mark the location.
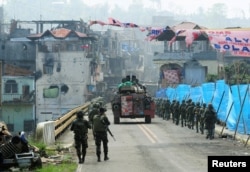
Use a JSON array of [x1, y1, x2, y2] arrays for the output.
[[0, 19, 102, 133]]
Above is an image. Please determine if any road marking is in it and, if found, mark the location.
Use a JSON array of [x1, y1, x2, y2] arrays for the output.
[[137, 123, 158, 144], [76, 164, 83, 171]]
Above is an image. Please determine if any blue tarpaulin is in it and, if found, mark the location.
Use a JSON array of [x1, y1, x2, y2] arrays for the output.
[[155, 80, 250, 135]]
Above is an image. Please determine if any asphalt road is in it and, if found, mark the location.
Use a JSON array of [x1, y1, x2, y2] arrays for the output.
[[59, 105, 250, 172]]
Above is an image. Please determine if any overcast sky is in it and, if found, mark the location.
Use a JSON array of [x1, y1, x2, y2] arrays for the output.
[[83, 0, 250, 18]]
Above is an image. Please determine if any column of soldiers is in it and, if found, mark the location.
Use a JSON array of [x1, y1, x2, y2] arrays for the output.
[[155, 98, 217, 140]]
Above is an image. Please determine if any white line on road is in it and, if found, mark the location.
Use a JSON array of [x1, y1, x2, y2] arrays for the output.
[[137, 123, 159, 144]]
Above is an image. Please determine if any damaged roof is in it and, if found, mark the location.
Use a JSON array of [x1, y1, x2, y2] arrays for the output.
[[27, 28, 96, 41], [156, 21, 208, 41]]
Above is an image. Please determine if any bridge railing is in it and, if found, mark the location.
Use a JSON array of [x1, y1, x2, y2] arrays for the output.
[[36, 97, 103, 145]]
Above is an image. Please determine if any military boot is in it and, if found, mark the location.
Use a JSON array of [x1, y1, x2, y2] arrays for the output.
[[97, 155, 101, 162], [104, 154, 109, 161], [82, 151, 86, 164], [78, 154, 83, 164]]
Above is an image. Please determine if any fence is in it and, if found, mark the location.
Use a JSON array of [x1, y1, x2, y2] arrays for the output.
[[35, 97, 103, 145]]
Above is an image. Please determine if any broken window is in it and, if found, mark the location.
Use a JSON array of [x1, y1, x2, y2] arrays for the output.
[[43, 64, 53, 74], [5, 80, 18, 93], [43, 85, 59, 98], [43, 58, 54, 74]]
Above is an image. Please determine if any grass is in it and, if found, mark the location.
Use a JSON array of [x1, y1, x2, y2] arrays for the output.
[[35, 163, 77, 172], [28, 138, 78, 172]]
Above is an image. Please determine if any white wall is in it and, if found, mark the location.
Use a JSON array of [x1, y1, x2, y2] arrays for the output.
[[36, 51, 92, 122]]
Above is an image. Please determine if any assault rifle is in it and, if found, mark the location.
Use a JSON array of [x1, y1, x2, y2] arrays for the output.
[[101, 116, 116, 141], [106, 126, 116, 141]]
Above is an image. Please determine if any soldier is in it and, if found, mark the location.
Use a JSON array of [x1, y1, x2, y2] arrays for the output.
[[187, 101, 195, 129], [194, 102, 201, 133], [70, 111, 91, 164], [204, 103, 217, 139], [199, 103, 206, 134], [174, 101, 180, 125], [185, 99, 192, 128], [180, 100, 186, 127], [93, 107, 111, 162], [88, 103, 100, 126], [170, 100, 176, 123], [165, 100, 171, 120]]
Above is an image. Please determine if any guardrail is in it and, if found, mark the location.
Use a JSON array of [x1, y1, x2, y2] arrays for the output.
[[36, 97, 103, 145]]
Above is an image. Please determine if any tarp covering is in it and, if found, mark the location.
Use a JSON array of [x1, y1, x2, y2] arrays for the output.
[[155, 80, 250, 135]]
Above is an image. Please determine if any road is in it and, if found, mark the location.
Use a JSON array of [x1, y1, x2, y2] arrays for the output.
[[71, 105, 250, 172]]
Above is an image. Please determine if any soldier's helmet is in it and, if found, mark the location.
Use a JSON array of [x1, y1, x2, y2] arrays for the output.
[[93, 103, 100, 108], [196, 102, 200, 106], [76, 111, 84, 118], [99, 107, 107, 113], [203, 103, 206, 107], [208, 103, 213, 108]]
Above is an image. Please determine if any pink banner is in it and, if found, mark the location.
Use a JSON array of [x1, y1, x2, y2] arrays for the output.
[[204, 30, 250, 56]]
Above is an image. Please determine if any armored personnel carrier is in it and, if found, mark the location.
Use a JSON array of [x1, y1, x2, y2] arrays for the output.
[[111, 75, 155, 124]]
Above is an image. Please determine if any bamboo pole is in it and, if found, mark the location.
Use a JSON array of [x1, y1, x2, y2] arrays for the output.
[[220, 102, 234, 136], [233, 85, 249, 140]]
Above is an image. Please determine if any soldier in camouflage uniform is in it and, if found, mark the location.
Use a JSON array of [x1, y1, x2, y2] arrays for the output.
[[174, 101, 180, 125], [161, 99, 166, 119], [185, 99, 192, 127], [194, 102, 201, 133], [170, 100, 176, 123], [88, 103, 100, 126], [165, 100, 171, 120], [70, 111, 91, 164], [199, 103, 206, 134], [204, 103, 217, 139], [93, 107, 111, 162], [187, 101, 195, 129], [179, 100, 186, 127]]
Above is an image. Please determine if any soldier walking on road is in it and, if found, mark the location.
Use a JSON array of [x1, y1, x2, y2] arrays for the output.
[[170, 100, 176, 123], [88, 103, 100, 126], [93, 107, 111, 162], [180, 100, 186, 127], [194, 102, 201, 133], [174, 101, 180, 125], [204, 103, 217, 139], [70, 111, 91, 164], [187, 101, 195, 129], [199, 103, 206, 134], [165, 100, 171, 120]]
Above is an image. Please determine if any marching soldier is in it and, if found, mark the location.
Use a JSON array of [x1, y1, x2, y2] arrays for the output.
[[194, 102, 201, 133], [180, 100, 186, 127], [199, 103, 206, 134], [204, 103, 217, 139], [187, 101, 195, 129], [93, 107, 111, 162], [70, 111, 91, 164]]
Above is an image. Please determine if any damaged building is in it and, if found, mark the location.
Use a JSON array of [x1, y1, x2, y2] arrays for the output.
[[0, 20, 101, 133]]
